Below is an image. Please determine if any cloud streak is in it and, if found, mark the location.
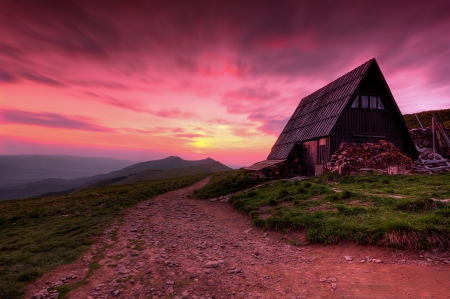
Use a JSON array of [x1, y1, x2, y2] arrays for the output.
[[1, 109, 114, 132]]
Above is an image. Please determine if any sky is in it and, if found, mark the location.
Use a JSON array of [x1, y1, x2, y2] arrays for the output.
[[0, 0, 449, 167]]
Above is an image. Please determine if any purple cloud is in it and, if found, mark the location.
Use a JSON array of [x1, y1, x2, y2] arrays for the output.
[[1, 109, 114, 132]]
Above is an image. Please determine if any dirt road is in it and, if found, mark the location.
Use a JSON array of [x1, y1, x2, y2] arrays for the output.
[[28, 177, 450, 299]]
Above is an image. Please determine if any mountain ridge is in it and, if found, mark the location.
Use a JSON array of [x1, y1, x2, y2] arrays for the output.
[[0, 156, 230, 201]]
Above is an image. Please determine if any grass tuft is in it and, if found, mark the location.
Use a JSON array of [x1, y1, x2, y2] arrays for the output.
[[227, 172, 450, 249]]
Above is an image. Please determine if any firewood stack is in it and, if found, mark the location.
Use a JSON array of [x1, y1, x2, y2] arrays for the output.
[[326, 140, 412, 174], [411, 149, 450, 173], [409, 128, 433, 149]]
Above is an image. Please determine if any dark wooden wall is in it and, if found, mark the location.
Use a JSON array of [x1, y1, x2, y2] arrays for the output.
[[302, 140, 316, 175], [301, 137, 331, 175], [331, 109, 407, 156]]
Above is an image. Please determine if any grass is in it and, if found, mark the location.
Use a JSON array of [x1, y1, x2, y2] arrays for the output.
[[229, 172, 450, 249], [0, 174, 207, 299], [193, 169, 266, 199]]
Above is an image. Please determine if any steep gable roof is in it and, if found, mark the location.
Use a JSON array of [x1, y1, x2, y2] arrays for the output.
[[268, 58, 374, 160]]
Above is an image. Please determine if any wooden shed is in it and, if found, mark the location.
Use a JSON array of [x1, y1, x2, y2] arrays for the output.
[[265, 58, 417, 176]]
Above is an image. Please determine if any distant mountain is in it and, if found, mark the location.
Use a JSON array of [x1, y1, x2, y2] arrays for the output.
[[0, 156, 231, 201], [0, 155, 134, 187], [85, 161, 230, 188]]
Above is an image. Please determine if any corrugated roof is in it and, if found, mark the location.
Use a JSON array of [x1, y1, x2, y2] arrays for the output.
[[267, 59, 374, 160], [244, 159, 286, 171]]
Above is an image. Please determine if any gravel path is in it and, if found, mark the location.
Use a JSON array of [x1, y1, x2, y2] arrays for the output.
[[29, 177, 450, 299]]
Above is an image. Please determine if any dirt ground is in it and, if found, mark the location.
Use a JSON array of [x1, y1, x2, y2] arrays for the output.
[[27, 177, 450, 299]]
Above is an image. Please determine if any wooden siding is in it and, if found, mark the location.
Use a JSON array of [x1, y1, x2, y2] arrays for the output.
[[317, 137, 331, 164], [331, 107, 408, 156], [302, 140, 317, 175]]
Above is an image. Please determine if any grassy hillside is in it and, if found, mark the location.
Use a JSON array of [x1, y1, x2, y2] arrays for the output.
[[229, 173, 450, 248], [115, 161, 230, 184], [97, 156, 221, 179], [193, 169, 266, 199], [0, 174, 207, 299], [0, 157, 230, 201], [0, 155, 134, 187], [404, 108, 450, 129]]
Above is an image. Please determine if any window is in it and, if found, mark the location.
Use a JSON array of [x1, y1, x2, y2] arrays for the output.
[[351, 96, 359, 108], [361, 95, 369, 108], [370, 96, 377, 109], [351, 94, 385, 110], [377, 97, 385, 109]]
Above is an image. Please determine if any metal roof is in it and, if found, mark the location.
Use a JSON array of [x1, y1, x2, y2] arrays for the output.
[[244, 159, 286, 171], [267, 59, 374, 160]]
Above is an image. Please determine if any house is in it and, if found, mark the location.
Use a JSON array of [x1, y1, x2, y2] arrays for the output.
[[246, 58, 417, 176]]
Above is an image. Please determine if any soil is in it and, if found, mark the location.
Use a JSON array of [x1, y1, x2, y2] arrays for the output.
[[27, 177, 450, 299]]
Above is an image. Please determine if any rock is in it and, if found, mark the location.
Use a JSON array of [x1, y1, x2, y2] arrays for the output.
[[244, 228, 252, 234], [205, 261, 220, 268], [327, 277, 338, 283], [166, 280, 175, 285], [344, 256, 353, 261], [182, 290, 189, 297], [331, 282, 337, 290], [374, 259, 382, 263], [113, 290, 120, 296]]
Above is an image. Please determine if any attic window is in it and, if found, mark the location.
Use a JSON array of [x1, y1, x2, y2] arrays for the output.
[[377, 97, 385, 109], [361, 95, 369, 108], [351, 96, 359, 108], [351, 95, 385, 110]]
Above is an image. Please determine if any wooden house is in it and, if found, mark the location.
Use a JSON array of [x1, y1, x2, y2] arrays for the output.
[[247, 58, 417, 176]]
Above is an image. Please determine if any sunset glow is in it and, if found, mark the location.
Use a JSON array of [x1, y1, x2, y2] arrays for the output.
[[1, 0, 449, 167]]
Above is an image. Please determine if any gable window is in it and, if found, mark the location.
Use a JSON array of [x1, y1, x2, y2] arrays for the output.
[[370, 96, 377, 109], [377, 97, 385, 109], [361, 95, 369, 108], [350, 95, 385, 110], [351, 96, 359, 108]]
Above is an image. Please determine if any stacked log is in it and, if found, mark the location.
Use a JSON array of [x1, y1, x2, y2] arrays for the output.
[[326, 141, 412, 174], [412, 148, 450, 173], [409, 128, 433, 148]]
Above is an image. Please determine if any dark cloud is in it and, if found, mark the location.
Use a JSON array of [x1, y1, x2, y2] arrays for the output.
[[0, 69, 18, 83], [1, 109, 114, 132], [70, 80, 129, 89], [20, 72, 65, 86], [2, 0, 449, 80]]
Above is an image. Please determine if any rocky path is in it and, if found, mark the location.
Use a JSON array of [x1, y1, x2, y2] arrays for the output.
[[29, 177, 450, 299]]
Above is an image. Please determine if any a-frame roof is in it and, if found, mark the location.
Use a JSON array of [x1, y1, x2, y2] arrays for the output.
[[268, 58, 374, 160]]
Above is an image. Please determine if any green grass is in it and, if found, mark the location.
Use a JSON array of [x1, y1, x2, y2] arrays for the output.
[[403, 108, 450, 129], [0, 174, 206, 299], [230, 172, 450, 249], [193, 169, 266, 199]]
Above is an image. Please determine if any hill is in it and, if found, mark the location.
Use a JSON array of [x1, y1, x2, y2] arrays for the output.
[[0, 155, 134, 187], [403, 108, 450, 129], [86, 160, 231, 188], [0, 173, 207, 299], [0, 157, 231, 201]]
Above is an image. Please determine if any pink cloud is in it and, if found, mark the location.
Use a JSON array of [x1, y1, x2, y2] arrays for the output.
[[1, 109, 114, 132], [174, 133, 204, 138]]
